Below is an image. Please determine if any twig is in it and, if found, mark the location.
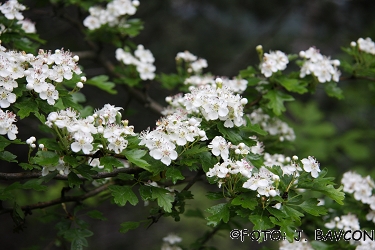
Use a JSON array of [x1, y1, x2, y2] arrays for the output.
[[197, 222, 223, 250], [0, 182, 112, 215], [56, 4, 164, 115], [0, 167, 142, 181]]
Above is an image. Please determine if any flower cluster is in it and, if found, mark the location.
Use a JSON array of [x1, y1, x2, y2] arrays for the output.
[[279, 239, 313, 250], [0, 0, 36, 34], [161, 233, 182, 250], [0, 109, 17, 140], [0, 45, 82, 107], [116, 45, 156, 80], [139, 110, 207, 165], [45, 104, 134, 160], [264, 153, 301, 176], [356, 37, 375, 55], [324, 212, 375, 249], [0, 0, 25, 21], [176, 50, 207, 74], [83, 0, 139, 30], [184, 75, 248, 94], [341, 171, 375, 217], [299, 47, 341, 83], [206, 158, 253, 181], [25, 48, 83, 105], [242, 166, 280, 197], [259, 50, 289, 77], [166, 83, 248, 128], [248, 108, 296, 141], [325, 214, 360, 232]]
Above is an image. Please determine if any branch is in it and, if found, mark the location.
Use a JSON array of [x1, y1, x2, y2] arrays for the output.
[[0, 167, 143, 181], [0, 182, 113, 215], [196, 222, 224, 250], [56, 5, 164, 115]]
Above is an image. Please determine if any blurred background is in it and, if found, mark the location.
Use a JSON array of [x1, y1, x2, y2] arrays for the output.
[[1, 0, 375, 249]]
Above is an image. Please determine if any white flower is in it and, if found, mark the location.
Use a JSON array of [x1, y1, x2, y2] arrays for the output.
[[260, 50, 289, 77], [134, 45, 155, 64], [136, 62, 156, 80], [71, 131, 94, 154], [301, 156, 320, 178], [17, 19, 36, 33], [299, 47, 341, 83], [150, 144, 177, 166], [107, 136, 128, 154], [39, 83, 59, 105], [0, 109, 18, 140], [163, 233, 182, 245], [208, 136, 230, 160], [357, 37, 375, 55], [0, 0, 26, 20], [0, 88, 16, 108]]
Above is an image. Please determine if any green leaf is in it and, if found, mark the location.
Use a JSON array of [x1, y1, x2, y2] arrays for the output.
[[217, 123, 243, 144], [206, 203, 230, 226], [109, 185, 139, 206], [63, 155, 81, 167], [165, 168, 185, 184], [0, 136, 12, 151], [183, 144, 209, 155], [231, 193, 258, 210], [324, 81, 344, 99], [249, 214, 274, 230], [282, 205, 304, 223], [150, 186, 174, 213], [276, 76, 308, 94], [116, 173, 134, 181], [63, 228, 93, 250], [239, 66, 257, 79], [0, 151, 17, 162], [269, 217, 297, 242], [99, 156, 124, 171], [75, 165, 97, 181], [139, 185, 152, 201], [298, 198, 327, 216], [33, 151, 60, 166], [123, 149, 150, 170], [263, 90, 294, 116], [14, 97, 38, 118], [119, 221, 140, 233], [19, 163, 38, 170], [298, 169, 345, 205], [87, 210, 107, 221], [86, 75, 117, 94], [243, 116, 268, 136], [198, 152, 218, 172], [68, 172, 83, 188], [22, 179, 47, 191]]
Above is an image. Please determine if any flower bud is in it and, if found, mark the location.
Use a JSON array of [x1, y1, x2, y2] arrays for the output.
[[132, 0, 140, 7], [76, 82, 83, 88]]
